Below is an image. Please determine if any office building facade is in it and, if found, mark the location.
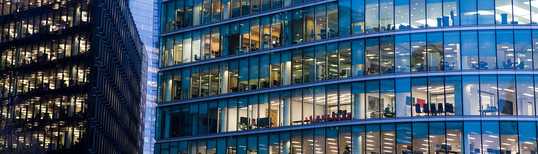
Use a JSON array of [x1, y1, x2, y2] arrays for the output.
[[156, 0, 538, 153], [0, 0, 144, 153]]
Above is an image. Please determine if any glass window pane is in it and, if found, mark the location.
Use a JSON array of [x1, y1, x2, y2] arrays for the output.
[[352, 125, 366, 154], [304, 87, 314, 123], [269, 133, 279, 153], [411, 33, 427, 72], [327, 44, 338, 80], [247, 135, 258, 153], [498, 75, 516, 115], [303, 47, 315, 82], [352, 0, 366, 34], [259, 94, 270, 128], [305, 7, 316, 42], [517, 75, 535, 116], [479, 75, 498, 116], [230, 23, 240, 55], [533, 0, 538, 24], [270, 14, 281, 48], [427, 32, 443, 71], [339, 126, 352, 154], [269, 92, 280, 127], [446, 122, 463, 153], [366, 80, 380, 119], [280, 132, 292, 154], [444, 31, 460, 70], [270, 53, 281, 88], [222, 0, 231, 20], [380, 0, 394, 31], [291, 89, 303, 125], [261, 17, 271, 50], [292, 10, 304, 44], [239, 58, 249, 91], [446, 76, 463, 116], [339, 0, 351, 36], [327, 85, 339, 122], [339, 42, 352, 78], [227, 99, 237, 132], [249, 56, 259, 90], [396, 123, 412, 153], [513, 0, 530, 24], [396, 78, 411, 117], [481, 121, 500, 153], [412, 122, 428, 153], [500, 121, 519, 153], [339, 83, 352, 121], [281, 91, 291, 126], [250, 19, 260, 51], [426, 0, 442, 27], [411, 0, 426, 28], [462, 75, 480, 115], [302, 130, 313, 153], [412, 77, 428, 117], [238, 136, 247, 153], [327, 3, 339, 38], [461, 30, 478, 70], [259, 55, 270, 89], [366, 124, 380, 154], [251, 0, 260, 13], [464, 121, 481, 154], [366, 38, 380, 75], [443, 0, 459, 26], [395, 0, 410, 29], [314, 128, 326, 154], [352, 39, 365, 76], [495, 0, 512, 24], [395, 34, 411, 73], [380, 36, 395, 74], [353, 82, 366, 119], [292, 50, 303, 84], [460, 0, 476, 25], [514, 30, 532, 69], [429, 121, 446, 153], [258, 134, 268, 154], [242, 0, 250, 16], [240, 21, 250, 53], [365, 0, 379, 32], [428, 76, 445, 116], [314, 86, 326, 122], [477, 0, 494, 25], [479, 30, 496, 70], [518, 121, 537, 153], [380, 79, 395, 118], [282, 12, 292, 46]]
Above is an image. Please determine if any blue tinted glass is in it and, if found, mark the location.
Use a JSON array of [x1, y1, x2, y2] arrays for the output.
[[395, 34, 410, 73], [478, 30, 496, 70], [464, 121, 481, 153], [339, 0, 351, 36], [444, 31, 460, 70], [352, 0, 365, 34], [496, 30, 515, 69], [461, 31, 478, 70], [352, 39, 365, 76], [477, 0, 494, 25], [514, 30, 532, 69]]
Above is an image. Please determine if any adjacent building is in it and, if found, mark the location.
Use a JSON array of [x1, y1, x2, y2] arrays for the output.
[[156, 0, 538, 153], [0, 0, 144, 153], [128, 0, 161, 153]]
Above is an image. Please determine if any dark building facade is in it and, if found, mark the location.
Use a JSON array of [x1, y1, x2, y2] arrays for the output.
[[0, 0, 144, 153], [156, 0, 538, 154]]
